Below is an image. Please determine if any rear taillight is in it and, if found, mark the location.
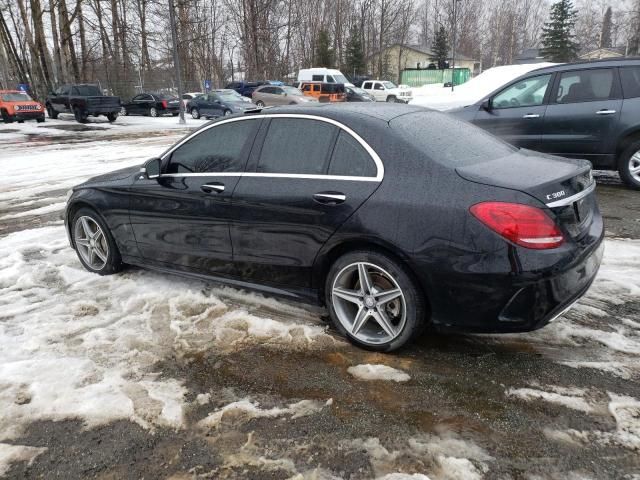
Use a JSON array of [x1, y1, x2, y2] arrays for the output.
[[470, 202, 564, 250], [162, 100, 168, 108]]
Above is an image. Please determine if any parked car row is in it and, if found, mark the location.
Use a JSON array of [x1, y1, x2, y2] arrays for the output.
[[120, 93, 181, 117]]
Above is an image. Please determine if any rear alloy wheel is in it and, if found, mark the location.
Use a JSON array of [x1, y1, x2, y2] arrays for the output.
[[120, 106, 128, 116], [223, 109, 232, 116], [255, 100, 265, 107], [149, 107, 158, 117], [72, 208, 122, 275], [191, 107, 200, 119], [326, 250, 426, 351], [618, 140, 640, 190]]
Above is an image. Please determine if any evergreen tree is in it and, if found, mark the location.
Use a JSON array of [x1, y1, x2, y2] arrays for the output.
[[314, 29, 334, 67], [541, 0, 579, 62], [431, 26, 449, 69], [600, 6, 612, 48], [344, 26, 365, 77]]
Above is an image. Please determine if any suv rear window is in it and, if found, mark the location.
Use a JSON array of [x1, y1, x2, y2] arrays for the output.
[[390, 111, 516, 166], [555, 69, 614, 103], [620, 66, 640, 98]]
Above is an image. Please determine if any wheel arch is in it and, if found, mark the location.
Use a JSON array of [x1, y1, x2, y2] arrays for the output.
[[65, 198, 107, 249], [616, 129, 640, 158], [313, 237, 430, 313]]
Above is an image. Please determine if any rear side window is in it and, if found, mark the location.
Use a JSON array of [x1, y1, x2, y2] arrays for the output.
[[257, 118, 336, 174], [328, 131, 376, 177], [390, 111, 516, 166], [166, 120, 258, 174], [620, 66, 640, 98], [555, 69, 614, 103], [312, 75, 324, 81]]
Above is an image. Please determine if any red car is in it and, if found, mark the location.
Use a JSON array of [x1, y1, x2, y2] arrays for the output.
[[0, 90, 45, 123]]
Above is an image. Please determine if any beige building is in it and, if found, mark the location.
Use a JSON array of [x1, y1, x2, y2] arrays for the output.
[[579, 47, 626, 60], [367, 44, 479, 82]]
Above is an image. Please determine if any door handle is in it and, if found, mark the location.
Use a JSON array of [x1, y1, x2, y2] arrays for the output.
[[201, 183, 225, 193], [313, 192, 346, 205], [522, 113, 540, 119], [596, 109, 616, 115]]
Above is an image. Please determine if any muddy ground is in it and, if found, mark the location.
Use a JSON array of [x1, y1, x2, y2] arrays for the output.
[[1, 118, 639, 480]]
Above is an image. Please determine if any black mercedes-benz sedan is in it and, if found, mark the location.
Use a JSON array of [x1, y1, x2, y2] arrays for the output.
[[64, 103, 604, 351]]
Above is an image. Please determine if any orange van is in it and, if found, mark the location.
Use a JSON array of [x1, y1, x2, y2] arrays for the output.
[[0, 90, 45, 123], [299, 82, 346, 102]]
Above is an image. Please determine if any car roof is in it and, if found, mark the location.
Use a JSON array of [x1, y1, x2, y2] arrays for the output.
[[527, 57, 640, 75], [242, 103, 427, 123]]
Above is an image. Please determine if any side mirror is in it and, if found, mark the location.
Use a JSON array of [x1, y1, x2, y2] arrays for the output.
[[140, 157, 161, 180], [480, 99, 492, 112]]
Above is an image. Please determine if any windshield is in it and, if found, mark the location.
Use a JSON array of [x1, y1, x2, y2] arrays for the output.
[[217, 91, 243, 102], [72, 85, 102, 96], [2, 93, 32, 101], [282, 86, 303, 95], [382, 81, 397, 89], [390, 111, 516, 166]]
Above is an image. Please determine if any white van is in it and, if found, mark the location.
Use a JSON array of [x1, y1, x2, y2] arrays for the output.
[[297, 68, 354, 87]]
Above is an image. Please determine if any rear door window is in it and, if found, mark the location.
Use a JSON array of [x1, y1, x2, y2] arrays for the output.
[[166, 120, 259, 174], [257, 118, 336, 175], [312, 75, 324, 81], [492, 74, 552, 108], [328, 131, 376, 177], [555, 68, 615, 103], [620, 66, 640, 98]]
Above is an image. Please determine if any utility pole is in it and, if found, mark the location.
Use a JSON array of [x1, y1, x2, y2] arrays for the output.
[[168, 0, 185, 124], [451, 0, 461, 92]]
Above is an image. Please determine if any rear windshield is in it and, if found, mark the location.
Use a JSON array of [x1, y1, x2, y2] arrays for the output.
[[390, 111, 517, 166], [2, 93, 31, 101], [72, 85, 102, 96]]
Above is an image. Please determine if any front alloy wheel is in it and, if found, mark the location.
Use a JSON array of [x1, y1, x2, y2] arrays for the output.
[[149, 107, 158, 117], [191, 107, 200, 119], [618, 140, 640, 190], [327, 250, 426, 351], [72, 208, 122, 275]]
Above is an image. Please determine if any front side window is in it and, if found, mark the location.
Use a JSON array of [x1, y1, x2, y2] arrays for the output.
[[257, 118, 336, 175], [374, 83, 384, 90], [72, 85, 102, 96], [282, 86, 303, 96], [492, 74, 552, 108], [328, 131, 376, 177], [619, 66, 640, 98], [555, 69, 614, 103], [382, 81, 396, 89], [166, 120, 258, 174], [326, 75, 335, 83], [302, 84, 312, 92]]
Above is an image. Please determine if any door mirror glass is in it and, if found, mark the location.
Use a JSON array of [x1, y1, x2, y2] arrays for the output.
[[142, 157, 161, 179]]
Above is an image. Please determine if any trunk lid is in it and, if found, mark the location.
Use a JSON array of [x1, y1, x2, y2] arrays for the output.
[[456, 149, 596, 239]]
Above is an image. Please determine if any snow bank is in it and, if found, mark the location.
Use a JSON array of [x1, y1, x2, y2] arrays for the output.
[[410, 63, 557, 111], [347, 364, 411, 382], [0, 225, 334, 441], [506, 385, 593, 413], [0, 443, 47, 477]]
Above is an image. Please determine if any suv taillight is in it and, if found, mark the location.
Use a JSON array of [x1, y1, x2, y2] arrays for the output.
[[161, 100, 168, 109], [470, 202, 564, 250]]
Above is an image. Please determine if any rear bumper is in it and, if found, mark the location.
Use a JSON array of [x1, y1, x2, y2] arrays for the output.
[[422, 230, 605, 334], [86, 106, 120, 115]]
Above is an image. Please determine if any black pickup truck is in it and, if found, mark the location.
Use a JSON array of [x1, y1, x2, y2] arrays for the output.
[[45, 84, 121, 123]]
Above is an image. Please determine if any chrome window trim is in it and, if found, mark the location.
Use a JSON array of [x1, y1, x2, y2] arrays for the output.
[[546, 181, 596, 208], [159, 113, 384, 182]]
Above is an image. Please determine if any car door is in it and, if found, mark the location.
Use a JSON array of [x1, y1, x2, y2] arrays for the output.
[[230, 116, 382, 289], [271, 87, 289, 105], [128, 118, 261, 275], [471, 73, 553, 149], [53, 85, 70, 112], [361, 82, 373, 99], [541, 67, 623, 160], [373, 82, 386, 101], [208, 94, 226, 117], [130, 94, 146, 114]]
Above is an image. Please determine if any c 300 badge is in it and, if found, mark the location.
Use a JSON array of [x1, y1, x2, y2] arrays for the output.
[[546, 190, 566, 201]]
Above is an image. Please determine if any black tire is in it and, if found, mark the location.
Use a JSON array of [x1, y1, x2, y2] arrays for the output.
[[37, 117, 45, 123], [255, 100, 265, 107], [172, 112, 179, 116], [149, 107, 158, 117], [618, 139, 640, 190], [223, 109, 232, 116], [106, 112, 118, 122], [73, 107, 88, 123], [191, 107, 200, 119], [46, 105, 58, 119], [325, 250, 427, 352], [386, 95, 397, 103], [120, 106, 128, 116], [1, 109, 13, 123], [71, 207, 123, 275]]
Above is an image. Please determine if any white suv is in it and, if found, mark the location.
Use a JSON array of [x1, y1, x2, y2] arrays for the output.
[[361, 80, 412, 103]]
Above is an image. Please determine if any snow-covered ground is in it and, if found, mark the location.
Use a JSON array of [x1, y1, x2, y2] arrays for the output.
[[410, 63, 557, 111], [0, 118, 639, 479]]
